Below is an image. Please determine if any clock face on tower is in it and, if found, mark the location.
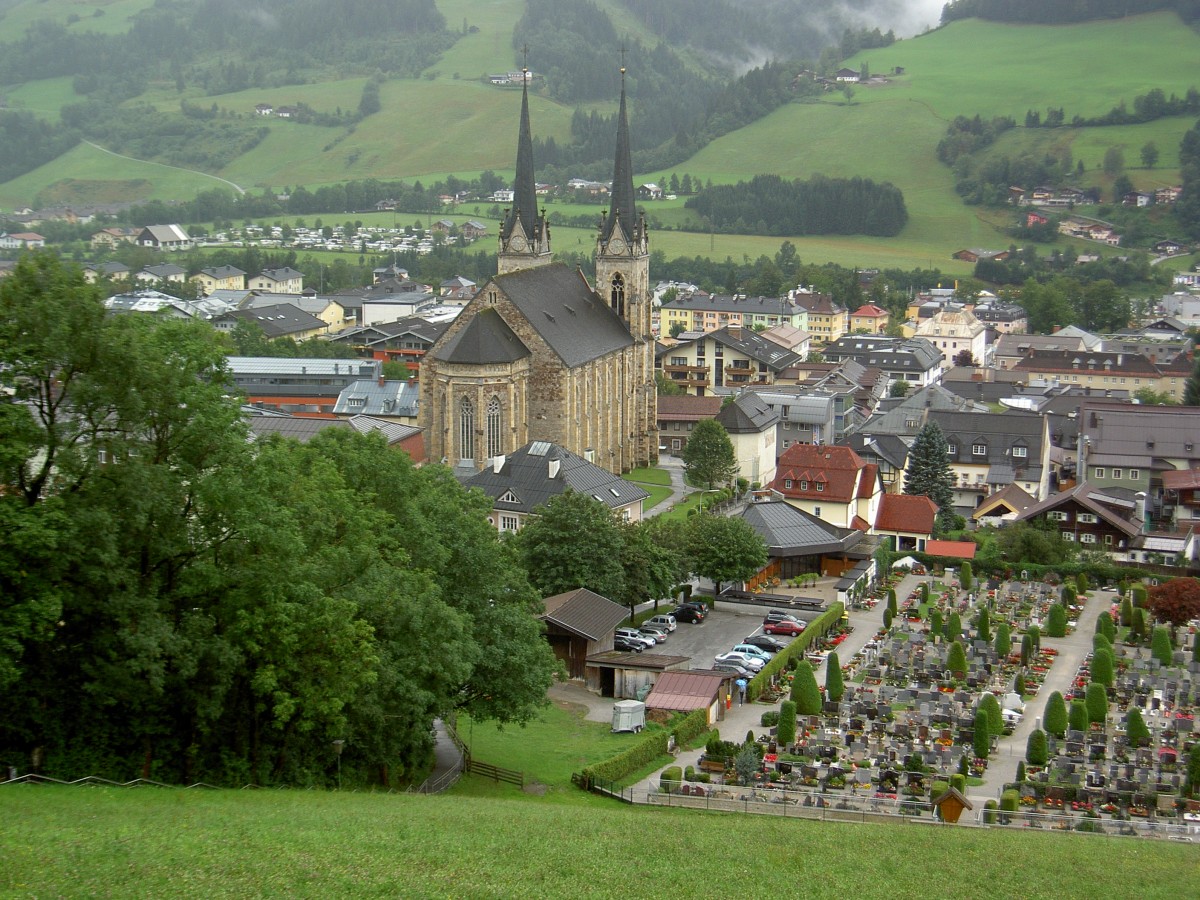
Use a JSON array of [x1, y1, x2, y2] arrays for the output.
[[509, 233, 527, 252], [608, 236, 625, 254]]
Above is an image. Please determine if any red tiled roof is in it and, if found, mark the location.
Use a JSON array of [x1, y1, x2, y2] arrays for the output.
[[851, 515, 871, 532], [1161, 468, 1200, 491], [772, 444, 868, 503], [875, 494, 937, 535], [925, 540, 977, 559], [857, 464, 879, 499], [852, 304, 887, 317]]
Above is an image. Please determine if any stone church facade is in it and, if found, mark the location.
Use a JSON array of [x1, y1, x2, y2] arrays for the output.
[[419, 69, 657, 474]]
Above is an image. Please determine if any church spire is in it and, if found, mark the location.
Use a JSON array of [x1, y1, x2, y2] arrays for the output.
[[501, 54, 540, 246], [601, 62, 638, 245]]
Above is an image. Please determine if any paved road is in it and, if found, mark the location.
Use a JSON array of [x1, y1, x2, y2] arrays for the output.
[[641, 455, 695, 518]]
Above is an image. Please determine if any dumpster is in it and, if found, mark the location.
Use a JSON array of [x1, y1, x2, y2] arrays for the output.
[[611, 699, 646, 733]]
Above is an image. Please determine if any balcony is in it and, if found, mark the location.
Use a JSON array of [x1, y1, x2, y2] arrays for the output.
[[663, 364, 710, 389]]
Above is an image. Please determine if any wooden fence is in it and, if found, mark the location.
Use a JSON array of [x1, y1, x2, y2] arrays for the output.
[[466, 759, 524, 787]]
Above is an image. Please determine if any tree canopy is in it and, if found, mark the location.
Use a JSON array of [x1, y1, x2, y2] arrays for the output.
[[681, 419, 738, 490], [904, 421, 955, 531], [1148, 577, 1200, 627], [688, 513, 768, 596]]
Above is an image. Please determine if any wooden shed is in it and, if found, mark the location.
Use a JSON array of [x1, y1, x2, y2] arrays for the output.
[[539, 589, 628, 680]]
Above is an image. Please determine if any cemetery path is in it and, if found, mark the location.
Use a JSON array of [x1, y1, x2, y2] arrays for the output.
[[974, 588, 1115, 804]]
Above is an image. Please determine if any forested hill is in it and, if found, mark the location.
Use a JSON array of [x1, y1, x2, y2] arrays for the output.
[[941, 0, 1200, 25]]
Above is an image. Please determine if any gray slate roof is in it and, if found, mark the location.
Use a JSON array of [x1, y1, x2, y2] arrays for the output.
[[435, 307, 531, 364], [246, 416, 353, 443], [541, 588, 628, 641], [463, 441, 648, 514], [716, 392, 779, 434], [333, 379, 419, 417], [739, 501, 862, 557], [218, 304, 325, 338], [825, 336, 942, 372]]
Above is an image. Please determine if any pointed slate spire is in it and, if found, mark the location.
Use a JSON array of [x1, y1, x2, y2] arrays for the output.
[[502, 66, 540, 244], [602, 65, 638, 245]]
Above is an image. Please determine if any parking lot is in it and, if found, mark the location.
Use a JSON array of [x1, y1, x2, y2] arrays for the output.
[[645, 601, 824, 670]]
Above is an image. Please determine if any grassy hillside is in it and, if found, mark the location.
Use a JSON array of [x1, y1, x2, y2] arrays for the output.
[[2, 786, 1195, 898]]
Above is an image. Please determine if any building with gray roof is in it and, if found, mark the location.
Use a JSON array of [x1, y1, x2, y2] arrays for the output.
[[823, 335, 944, 387]]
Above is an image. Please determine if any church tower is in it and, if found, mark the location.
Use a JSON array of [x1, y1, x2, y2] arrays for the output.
[[497, 68, 551, 274], [594, 66, 656, 468]]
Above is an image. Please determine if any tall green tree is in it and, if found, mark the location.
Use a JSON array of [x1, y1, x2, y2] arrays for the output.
[[1044, 691, 1068, 738], [680, 419, 738, 489], [791, 659, 822, 715], [688, 513, 767, 596], [904, 421, 955, 531], [825, 651, 844, 703], [515, 491, 625, 600]]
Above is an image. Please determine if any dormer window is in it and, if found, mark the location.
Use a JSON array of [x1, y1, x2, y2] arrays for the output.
[[946, 444, 957, 455], [972, 443, 987, 456], [815, 482, 825, 492], [1012, 445, 1027, 458]]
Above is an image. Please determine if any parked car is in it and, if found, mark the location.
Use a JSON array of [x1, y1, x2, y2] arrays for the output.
[[714, 651, 765, 672], [712, 663, 753, 677], [763, 619, 804, 636], [764, 609, 801, 624], [613, 636, 644, 653], [646, 614, 677, 633], [742, 634, 787, 653], [672, 605, 706, 624], [730, 643, 773, 661], [638, 624, 669, 643], [615, 627, 656, 650]]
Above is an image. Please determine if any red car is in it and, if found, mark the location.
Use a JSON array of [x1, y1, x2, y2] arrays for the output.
[[763, 619, 804, 636]]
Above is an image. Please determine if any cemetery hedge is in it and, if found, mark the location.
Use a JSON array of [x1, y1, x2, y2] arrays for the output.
[[746, 602, 845, 700], [578, 709, 708, 786]]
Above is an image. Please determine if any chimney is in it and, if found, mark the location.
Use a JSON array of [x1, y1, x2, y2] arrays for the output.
[[584, 448, 594, 463], [378, 374, 386, 387], [1052, 325, 1061, 334], [548, 458, 561, 479], [729, 326, 741, 339], [492, 454, 505, 474]]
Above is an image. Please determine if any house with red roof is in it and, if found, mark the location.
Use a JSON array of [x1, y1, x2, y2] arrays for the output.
[[850, 303, 890, 335], [771, 443, 882, 531], [656, 394, 722, 455], [874, 493, 938, 552]]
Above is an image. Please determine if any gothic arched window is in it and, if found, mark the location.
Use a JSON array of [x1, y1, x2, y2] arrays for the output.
[[486, 396, 502, 459], [459, 397, 475, 460], [610, 272, 626, 317]]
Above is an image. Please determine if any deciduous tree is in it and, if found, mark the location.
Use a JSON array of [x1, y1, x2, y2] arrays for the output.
[[681, 419, 738, 489], [1147, 577, 1200, 628], [688, 513, 767, 596]]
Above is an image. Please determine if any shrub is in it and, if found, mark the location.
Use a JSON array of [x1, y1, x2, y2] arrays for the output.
[[1151, 626, 1174, 667], [746, 603, 844, 700], [1131, 582, 1147, 608], [1015, 761, 1026, 783], [950, 773, 966, 794], [1026, 728, 1048, 765], [947, 640, 968, 678], [1046, 603, 1067, 637], [1076, 572, 1088, 593], [947, 611, 962, 641], [883, 607, 893, 629], [1020, 634, 1033, 666], [994, 622, 1011, 660], [1092, 632, 1112, 654], [1026, 624, 1040, 650], [1069, 698, 1088, 733], [684, 764, 696, 781], [1096, 611, 1115, 644], [1126, 707, 1151, 746], [1117, 580, 1128, 597], [1014, 672, 1026, 696], [1044, 691, 1068, 738], [776, 700, 797, 745], [1129, 607, 1146, 642], [929, 608, 943, 638], [960, 561, 973, 590], [887, 587, 897, 615], [1119, 596, 1133, 627], [760, 710, 780, 728], [978, 692, 1003, 738], [660, 766, 682, 791], [792, 661, 822, 715], [1085, 682, 1108, 725], [1000, 789, 1019, 814], [976, 607, 991, 643], [983, 799, 999, 823], [1061, 584, 1076, 604], [1091, 647, 1114, 686], [826, 651, 844, 702], [973, 709, 991, 760]]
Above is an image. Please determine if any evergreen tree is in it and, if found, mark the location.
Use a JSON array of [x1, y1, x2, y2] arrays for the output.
[[1046, 602, 1068, 637], [973, 709, 991, 760], [1091, 646, 1115, 686], [1119, 595, 1134, 627], [905, 422, 955, 531], [1130, 607, 1147, 642], [960, 561, 973, 590], [1085, 682, 1108, 725], [947, 611, 963, 642], [776, 700, 797, 745], [1044, 690, 1068, 738], [929, 608, 943, 639], [994, 622, 1012, 660], [978, 692, 1003, 738], [947, 640, 968, 678], [791, 660, 822, 715], [1014, 671, 1027, 696], [1151, 625, 1174, 666], [1026, 729, 1048, 765], [825, 651, 844, 703], [1126, 707, 1151, 746], [1020, 634, 1033, 665], [1027, 623, 1041, 651], [1096, 611, 1116, 644], [1069, 698, 1089, 733], [1184, 356, 1200, 406], [976, 607, 991, 642]]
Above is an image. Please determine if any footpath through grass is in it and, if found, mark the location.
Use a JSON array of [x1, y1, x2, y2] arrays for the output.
[[2, 786, 1195, 898]]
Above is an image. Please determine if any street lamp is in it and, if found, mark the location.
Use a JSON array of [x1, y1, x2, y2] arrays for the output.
[[332, 739, 345, 790], [697, 488, 721, 514]]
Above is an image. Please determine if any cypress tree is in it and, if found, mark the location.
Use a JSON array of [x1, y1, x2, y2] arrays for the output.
[[947, 611, 962, 642], [1091, 647, 1115, 686], [1046, 603, 1068, 637], [1085, 682, 1108, 725], [777, 700, 797, 745], [1069, 698, 1088, 733], [1015, 761, 1027, 783], [1126, 707, 1150, 746], [1061, 584, 1076, 605], [1026, 728, 1048, 765], [1151, 626, 1174, 666], [978, 692, 1003, 738], [1044, 690, 1068, 738], [1020, 634, 1033, 666], [1027, 623, 1041, 651], [792, 660, 822, 715], [1014, 671, 1027, 696], [1119, 596, 1133, 627], [1132, 583, 1147, 608], [825, 651, 844, 703], [994, 622, 1011, 660], [1076, 572, 1089, 593], [973, 709, 991, 760], [929, 608, 943, 639], [1097, 611, 1115, 644], [960, 561, 973, 590], [947, 640, 968, 678], [883, 607, 894, 629], [976, 607, 991, 643]]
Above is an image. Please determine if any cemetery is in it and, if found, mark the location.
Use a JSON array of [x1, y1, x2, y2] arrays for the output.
[[649, 567, 1200, 838]]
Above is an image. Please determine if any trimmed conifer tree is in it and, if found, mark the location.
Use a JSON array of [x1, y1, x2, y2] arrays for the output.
[[978, 692, 1003, 738], [976, 607, 991, 643], [1014, 671, 1027, 696], [947, 611, 962, 642], [973, 709, 991, 760], [1027, 623, 1041, 651], [1044, 690, 1068, 738], [1026, 728, 1049, 765], [960, 561, 973, 590], [1020, 634, 1033, 666], [825, 651, 844, 703], [1126, 707, 1150, 746], [1046, 602, 1068, 637], [1069, 698, 1088, 733], [1085, 681, 1108, 725], [776, 700, 797, 745], [994, 622, 1011, 660], [929, 608, 943, 639], [1151, 626, 1174, 667], [1132, 582, 1147, 608], [792, 660, 822, 715], [1091, 646, 1115, 686], [947, 640, 968, 679], [1120, 596, 1133, 627]]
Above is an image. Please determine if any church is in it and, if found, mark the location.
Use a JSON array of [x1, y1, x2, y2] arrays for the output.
[[418, 67, 657, 475]]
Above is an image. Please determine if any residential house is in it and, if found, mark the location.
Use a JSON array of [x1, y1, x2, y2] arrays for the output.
[[460, 221, 488, 241], [1012, 482, 1166, 563], [849, 303, 890, 334], [254, 103, 274, 116], [743, 387, 836, 454], [460, 441, 649, 533], [658, 291, 809, 336], [936, 410, 1051, 511], [970, 301, 1027, 334], [759, 323, 812, 359], [0, 232, 45, 249], [656, 394, 722, 455], [993, 331, 1095, 370], [104, 290, 210, 320], [137, 263, 187, 285], [873, 493, 938, 552], [952, 249, 1010, 263], [333, 378, 420, 425], [213, 304, 328, 342], [835, 68, 860, 82], [239, 293, 348, 333], [715, 392, 780, 487], [90, 227, 139, 249], [1013, 349, 1178, 399], [439, 275, 477, 303], [971, 483, 1035, 526], [657, 326, 803, 397], [136, 224, 192, 251], [326, 314, 454, 374], [637, 183, 663, 200], [360, 291, 438, 327], [82, 261, 131, 283], [792, 291, 848, 344], [225, 357, 382, 416], [346, 415, 425, 464], [1161, 468, 1200, 532], [1077, 401, 1200, 527], [915, 308, 988, 368], [1153, 239, 1185, 255], [771, 443, 882, 531], [191, 265, 246, 294], [248, 267, 304, 293], [823, 335, 944, 387], [738, 500, 868, 580]]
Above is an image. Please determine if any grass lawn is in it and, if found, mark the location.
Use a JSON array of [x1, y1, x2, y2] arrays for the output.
[[2, 786, 1196, 898], [624, 466, 671, 486], [635, 483, 672, 512]]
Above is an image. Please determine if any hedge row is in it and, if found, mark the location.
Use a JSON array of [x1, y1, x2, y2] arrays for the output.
[[873, 548, 1156, 587], [577, 708, 708, 786], [746, 602, 845, 702]]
